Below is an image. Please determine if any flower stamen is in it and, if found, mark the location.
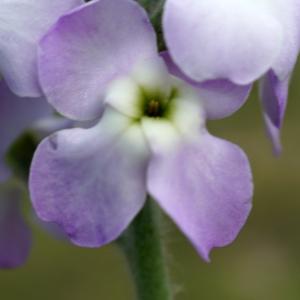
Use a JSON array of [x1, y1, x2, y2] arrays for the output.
[[145, 99, 162, 117]]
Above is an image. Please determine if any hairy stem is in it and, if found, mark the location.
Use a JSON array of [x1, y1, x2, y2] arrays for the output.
[[118, 198, 172, 300]]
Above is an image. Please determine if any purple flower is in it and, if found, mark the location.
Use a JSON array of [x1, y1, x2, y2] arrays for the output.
[[0, 80, 51, 268], [0, 0, 82, 268], [163, 0, 300, 153], [29, 0, 253, 261], [0, 81, 69, 268]]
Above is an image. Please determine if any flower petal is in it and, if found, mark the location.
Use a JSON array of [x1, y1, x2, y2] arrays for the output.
[[0, 81, 52, 182], [0, 184, 32, 268], [29, 108, 150, 247], [163, 0, 284, 84], [268, 0, 300, 79], [161, 52, 252, 119], [147, 131, 253, 261], [259, 71, 289, 155], [0, 0, 82, 97], [39, 0, 157, 121]]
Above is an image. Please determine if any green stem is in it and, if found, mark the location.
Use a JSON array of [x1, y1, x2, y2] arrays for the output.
[[137, 0, 166, 51], [137, 0, 165, 17], [118, 198, 172, 300]]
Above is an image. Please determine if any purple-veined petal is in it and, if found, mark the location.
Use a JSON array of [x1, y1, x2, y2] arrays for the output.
[[0, 0, 82, 97], [29, 108, 150, 247], [147, 131, 253, 261], [161, 52, 252, 119], [0, 183, 32, 268], [0, 80, 52, 182], [39, 0, 157, 121], [259, 70, 290, 155], [164, 0, 285, 84]]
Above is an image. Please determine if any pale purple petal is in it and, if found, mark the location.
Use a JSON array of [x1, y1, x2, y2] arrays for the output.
[[29, 108, 150, 247], [268, 0, 300, 80], [147, 131, 253, 261], [260, 71, 290, 155], [39, 0, 157, 121], [0, 184, 32, 268], [161, 52, 252, 119], [164, 0, 283, 84], [0, 0, 82, 97], [0, 81, 52, 182]]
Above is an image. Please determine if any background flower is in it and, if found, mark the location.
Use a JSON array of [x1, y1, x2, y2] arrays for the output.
[[0, 0, 82, 97], [0, 0, 83, 268]]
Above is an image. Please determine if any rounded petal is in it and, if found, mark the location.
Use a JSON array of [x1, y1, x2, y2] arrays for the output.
[[163, 0, 284, 84], [161, 52, 252, 119], [29, 108, 150, 247], [259, 71, 290, 155], [0, 81, 52, 182], [0, 0, 82, 97], [39, 0, 157, 121], [0, 184, 32, 268], [147, 131, 253, 261]]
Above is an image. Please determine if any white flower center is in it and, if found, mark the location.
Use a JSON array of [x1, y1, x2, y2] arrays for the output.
[[104, 57, 205, 152]]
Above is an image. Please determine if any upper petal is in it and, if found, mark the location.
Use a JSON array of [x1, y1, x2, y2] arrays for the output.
[[0, 0, 82, 97], [147, 131, 253, 261], [268, 0, 300, 79], [0, 81, 52, 182], [0, 183, 32, 268], [39, 0, 157, 121], [259, 70, 290, 155], [161, 52, 252, 119], [163, 0, 285, 84], [29, 108, 150, 247]]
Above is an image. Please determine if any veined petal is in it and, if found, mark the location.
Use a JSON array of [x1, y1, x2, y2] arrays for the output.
[[161, 52, 252, 119], [39, 0, 157, 121], [0, 184, 32, 268], [0, 0, 82, 97], [29, 108, 151, 247], [163, 0, 284, 84], [0, 81, 52, 182], [147, 131, 253, 261], [259, 71, 290, 155]]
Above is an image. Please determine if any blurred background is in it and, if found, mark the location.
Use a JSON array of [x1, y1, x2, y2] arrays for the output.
[[0, 62, 300, 299]]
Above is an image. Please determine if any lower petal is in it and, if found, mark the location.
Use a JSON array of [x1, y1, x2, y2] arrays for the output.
[[29, 108, 150, 247], [147, 132, 253, 261]]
